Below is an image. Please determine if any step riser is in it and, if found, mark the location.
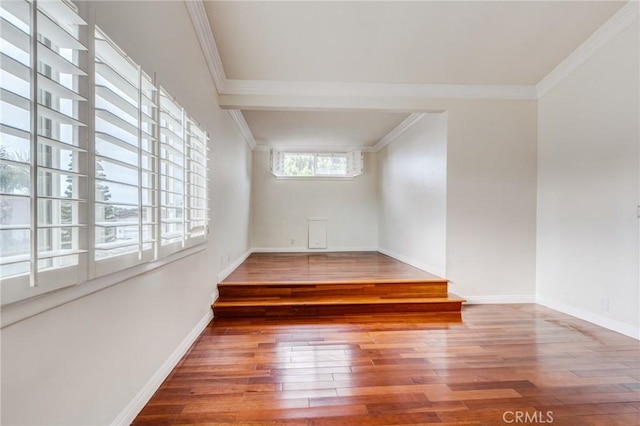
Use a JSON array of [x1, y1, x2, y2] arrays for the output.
[[219, 282, 449, 299], [214, 301, 463, 318]]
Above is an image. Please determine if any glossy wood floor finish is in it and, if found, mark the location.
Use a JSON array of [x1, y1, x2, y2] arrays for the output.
[[215, 253, 464, 319], [222, 252, 445, 283], [134, 304, 640, 425]]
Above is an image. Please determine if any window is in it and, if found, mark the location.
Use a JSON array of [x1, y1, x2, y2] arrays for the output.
[[0, 0, 208, 305], [1, 0, 89, 302], [271, 150, 363, 178], [158, 90, 208, 255], [94, 28, 158, 275], [185, 118, 208, 245]]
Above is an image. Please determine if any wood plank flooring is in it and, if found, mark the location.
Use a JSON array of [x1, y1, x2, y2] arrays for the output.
[[215, 252, 464, 319], [222, 252, 445, 284], [134, 304, 640, 425]]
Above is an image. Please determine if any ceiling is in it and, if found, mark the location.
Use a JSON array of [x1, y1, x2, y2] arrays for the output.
[[243, 110, 410, 151], [196, 1, 628, 151]]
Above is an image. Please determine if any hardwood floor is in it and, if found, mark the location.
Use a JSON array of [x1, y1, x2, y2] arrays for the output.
[[134, 304, 640, 425], [222, 252, 446, 283], [215, 253, 464, 319]]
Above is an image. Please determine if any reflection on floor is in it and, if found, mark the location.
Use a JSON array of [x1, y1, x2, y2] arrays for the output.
[[134, 304, 640, 425]]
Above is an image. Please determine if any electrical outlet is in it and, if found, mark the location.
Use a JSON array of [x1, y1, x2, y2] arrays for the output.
[[600, 299, 610, 312], [290, 238, 295, 245]]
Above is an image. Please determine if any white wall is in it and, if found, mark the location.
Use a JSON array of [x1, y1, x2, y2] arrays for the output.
[[376, 99, 538, 301], [252, 151, 378, 250], [536, 20, 639, 338], [445, 99, 538, 301], [1, 2, 253, 425], [249, 98, 538, 300], [378, 113, 448, 276]]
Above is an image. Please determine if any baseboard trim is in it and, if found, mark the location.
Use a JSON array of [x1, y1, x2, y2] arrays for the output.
[[210, 287, 220, 305], [217, 248, 253, 283], [464, 295, 536, 304], [537, 297, 640, 340], [376, 247, 445, 278], [111, 310, 213, 425], [251, 247, 379, 253]]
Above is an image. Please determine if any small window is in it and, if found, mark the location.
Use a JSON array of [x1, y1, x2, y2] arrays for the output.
[[314, 154, 347, 176], [271, 150, 362, 178]]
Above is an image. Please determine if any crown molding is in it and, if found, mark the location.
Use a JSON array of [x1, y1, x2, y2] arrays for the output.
[[184, 0, 227, 92], [372, 113, 426, 152], [253, 144, 376, 153], [251, 113, 427, 153], [186, 0, 637, 153], [227, 110, 256, 150], [186, 0, 637, 104], [537, 0, 639, 98], [222, 79, 537, 101]]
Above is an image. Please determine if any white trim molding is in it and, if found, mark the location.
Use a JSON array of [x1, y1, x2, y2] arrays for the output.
[[111, 310, 213, 425], [463, 295, 537, 304], [222, 79, 538, 101], [217, 248, 253, 283], [210, 287, 220, 305], [537, 0, 639, 98], [252, 247, 379, 254], [183, 0, 537, 104], [537, 297, 640, 340], [373, 113, 426, 152], [227, 109, 257, 150], [376, 247, 445, 279], [184, 0, 226, 92], [185, 0, 638, 106], [255, 144, 376, 153]]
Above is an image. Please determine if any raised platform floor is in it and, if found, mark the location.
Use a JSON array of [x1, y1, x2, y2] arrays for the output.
[[213, 252, 465, 319]]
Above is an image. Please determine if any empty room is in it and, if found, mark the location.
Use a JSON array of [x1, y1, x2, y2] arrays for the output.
[[1, 0, 638, 425]]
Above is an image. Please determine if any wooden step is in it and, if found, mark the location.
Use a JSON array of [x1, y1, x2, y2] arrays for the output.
[[213, 253, 464, 320], [218, 279, 449, 299], [213, 293, 466, 319]]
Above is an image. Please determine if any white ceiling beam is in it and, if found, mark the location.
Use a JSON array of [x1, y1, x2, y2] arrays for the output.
[[186, 0, 637, 106], [216, 93, 468, 113], [221, 79, 537, 100]]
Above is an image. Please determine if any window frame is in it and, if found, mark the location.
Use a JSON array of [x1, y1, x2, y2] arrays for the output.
[[270, 150, 363, 179], [1, 0, 90, 303], [0, 0, 210, 308]]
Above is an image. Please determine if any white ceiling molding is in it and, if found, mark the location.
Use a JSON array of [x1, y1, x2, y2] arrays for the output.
[[537, 0, 639, 98], [186, 0, 634, 104], [227, 110, 257, 150], [253, 113, 429, 153], [222, 79, 538, 101], [184, 0, 227, 92], [372, 113, 426, 152], [183, 0, 536, 102], [254, 144, 376, 153], [185, 0, 635, 153]]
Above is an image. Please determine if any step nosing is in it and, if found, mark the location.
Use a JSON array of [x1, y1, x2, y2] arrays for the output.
[[214, 300, 464, 307], [219, 279, 448, 286]]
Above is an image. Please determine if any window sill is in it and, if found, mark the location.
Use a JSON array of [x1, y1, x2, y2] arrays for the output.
[[0, 243, 208, 329]]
